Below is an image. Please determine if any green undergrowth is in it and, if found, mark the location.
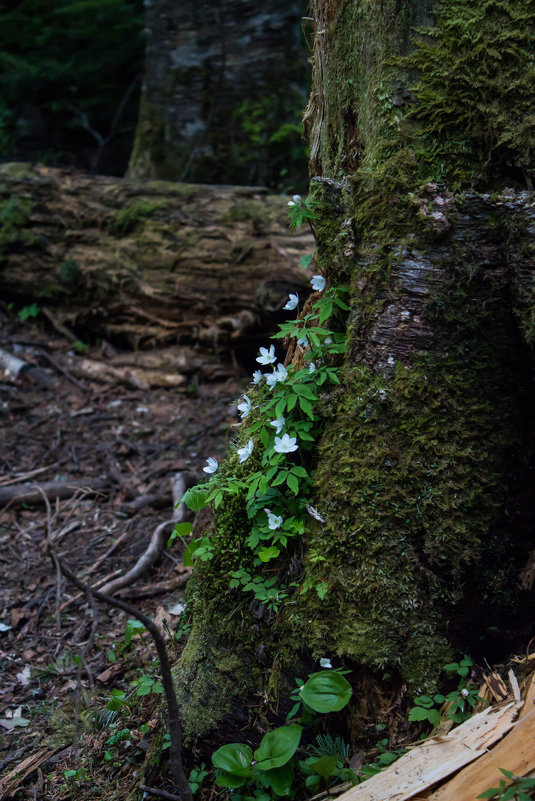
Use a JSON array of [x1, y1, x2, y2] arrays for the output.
[[110, 198, 171, 233]]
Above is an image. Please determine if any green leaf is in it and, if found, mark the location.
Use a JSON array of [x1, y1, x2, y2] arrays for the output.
[[258, 546, 280, 562], [299, 396, 315, 418], [286, 473, 299, 495], [300, 254, 313, 270], [212, 743, 253, 777], [258, 763, 294, 796], [254, 724, 303, 770], [408, 706, 432, 722], [299, 671, 352, 713], [286, 394, 298, 412], [272, 470, 288, 487], [215, 773, 247, 788], [181, 486, 210, 512], [309, 755, 339, 780], [183, 538, 203, 567]]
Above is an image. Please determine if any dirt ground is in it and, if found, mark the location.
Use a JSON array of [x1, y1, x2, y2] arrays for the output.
[[0, 309, 248, 800]]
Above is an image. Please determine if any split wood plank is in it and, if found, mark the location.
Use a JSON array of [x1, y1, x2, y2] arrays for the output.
[[428, 706, 535, 801], [337, 702, 522, 801]]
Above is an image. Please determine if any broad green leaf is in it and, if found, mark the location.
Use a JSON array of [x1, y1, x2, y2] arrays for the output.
[[212, 743, 253, 776], [299, 671, 352, 713], [215, 773, 247, 788], [309, 755, 339, 779], [181, 486, 210, 512], [258, 763, 294, 796], [254, 724, 302, 770]]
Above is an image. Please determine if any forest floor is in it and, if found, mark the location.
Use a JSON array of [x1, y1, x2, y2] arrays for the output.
[[0, 310, 247, 800]]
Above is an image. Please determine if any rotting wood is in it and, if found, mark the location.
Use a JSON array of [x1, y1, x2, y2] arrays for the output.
[[0, 163, 314, 353], [0, 747, 63, 798], [337, 702, 522, 801]]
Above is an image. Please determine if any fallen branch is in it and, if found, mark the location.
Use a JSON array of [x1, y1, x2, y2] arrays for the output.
[[99, 473, 191, 596], [48, 551, 192, 801], [0, 478, 108, 507]]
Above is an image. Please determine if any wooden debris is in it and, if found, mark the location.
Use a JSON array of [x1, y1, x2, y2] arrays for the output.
[[0, 747, 62, 798], [337, 702, 522, 801], [483, 671, 509, 702], [428, 707, 535, 801]]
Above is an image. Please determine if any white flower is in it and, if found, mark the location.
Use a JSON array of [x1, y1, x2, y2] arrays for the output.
[[266, 364, 288, 390], [311, 275, 326, 292], [264, 508, 283, 530], [252, 370, 262, 384], [283, 293, 299, 311], [265, 372, 279, 390], [203, 457, 218, 474], [319, 658, 332, 669], [256, 345, 276, 365], [308, 362, 316, 373], [270, 416, 286, 434], [274, 433, 298, 453], [237, 438, 254, 463], [287, 200, 296, 207], [292, 194, 301, 203], [274, 363, 288, 382], [325, 336, 333, 345], [297, 333, 309, 348], [237, 395, 252, 419]]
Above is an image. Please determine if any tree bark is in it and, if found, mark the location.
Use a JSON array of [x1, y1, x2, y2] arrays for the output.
[[0, 163, 313, 354], [176, 0, 535, 753], [127, 0, 309, 186]]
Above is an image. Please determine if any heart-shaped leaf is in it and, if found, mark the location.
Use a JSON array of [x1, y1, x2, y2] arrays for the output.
[[299, 671, 352, 713], [254, 724, 302, 770]]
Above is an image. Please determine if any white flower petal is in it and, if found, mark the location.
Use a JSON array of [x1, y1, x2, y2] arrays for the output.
[[283, 293, 299, 311], [269, 416, 286, 435], [252, 370, 262, 384], [273, 433, 298, 454], [237, 395, 252, 419], [319, 658, 332, 669], [256, 345, 276, 365], [203, 457, 218, 474], [311, 275, 326, 292], [237, 438, 254, 463]]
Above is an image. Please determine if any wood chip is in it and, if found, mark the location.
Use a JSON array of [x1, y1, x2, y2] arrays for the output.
[[483, 672, 508, 702]]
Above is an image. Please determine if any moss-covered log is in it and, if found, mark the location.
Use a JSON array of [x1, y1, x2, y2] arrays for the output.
[[176, 0, 535, 756], [0, 163, 313, 354]]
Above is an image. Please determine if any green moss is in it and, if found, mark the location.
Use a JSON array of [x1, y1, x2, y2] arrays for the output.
[[0, 196, 35, 253], [173, 624, 259, 743], [401, 0, 535, 189], [220, 199, 277, 226], [110, 198, 171, 233]]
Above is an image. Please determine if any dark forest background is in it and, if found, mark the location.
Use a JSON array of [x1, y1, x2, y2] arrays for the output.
[[0, 0, 309, 189]]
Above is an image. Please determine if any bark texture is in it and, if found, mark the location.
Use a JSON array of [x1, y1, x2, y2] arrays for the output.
[[0, 163, 313, 355], [128, 0, 308, 186], [176, 0, 535, 754]]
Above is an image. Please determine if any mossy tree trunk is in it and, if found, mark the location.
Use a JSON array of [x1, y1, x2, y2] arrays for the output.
[[177, 0, 535, 751]]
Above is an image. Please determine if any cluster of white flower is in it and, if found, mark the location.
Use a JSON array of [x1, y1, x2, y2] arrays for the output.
[[203, 271, 326, 468]]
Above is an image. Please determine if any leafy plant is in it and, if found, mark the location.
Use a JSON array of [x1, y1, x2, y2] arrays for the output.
[[18, 302, 40, 321], [477, 769, 535, 801], [409, 655, 486, 728], [212, 670, 353, 797]]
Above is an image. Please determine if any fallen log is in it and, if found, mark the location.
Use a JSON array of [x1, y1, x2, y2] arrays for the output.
[[0, 163, 314, 354]]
